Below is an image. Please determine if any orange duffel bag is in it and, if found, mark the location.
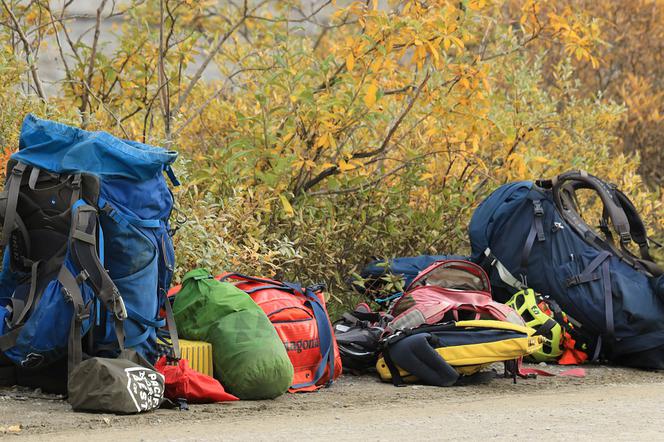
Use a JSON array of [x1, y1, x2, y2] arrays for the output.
[[219, 273, 342, 392]]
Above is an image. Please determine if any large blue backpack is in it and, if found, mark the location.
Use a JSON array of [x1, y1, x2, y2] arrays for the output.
[[0, 114, 179, 375], [469, 170, 664, 368]]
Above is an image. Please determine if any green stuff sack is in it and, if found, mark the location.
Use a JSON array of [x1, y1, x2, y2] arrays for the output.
[[173, 269, 293, 399]]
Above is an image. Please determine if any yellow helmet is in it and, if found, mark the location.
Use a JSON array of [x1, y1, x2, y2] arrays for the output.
[[506, 289, 563, 362]]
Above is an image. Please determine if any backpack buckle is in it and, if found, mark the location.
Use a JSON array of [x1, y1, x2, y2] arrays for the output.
[[533, 200, 544, 217], [11, 166, 25, 177], [61, 286, 73, 302], [565, 275, 581, 287], [75, 269, 90, 285], [620, 232, 632, 245], [74, 303, 90, 321]]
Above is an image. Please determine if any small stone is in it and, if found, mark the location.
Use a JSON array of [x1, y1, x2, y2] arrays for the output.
[[102, 417, 111, 425]]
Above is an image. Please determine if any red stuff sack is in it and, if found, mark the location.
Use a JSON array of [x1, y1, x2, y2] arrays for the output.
[[155, 357, 238, 403], [220, 273, 342, 392]]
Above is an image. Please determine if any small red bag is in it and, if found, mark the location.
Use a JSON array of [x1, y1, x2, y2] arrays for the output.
[[155, 357, 239, 403]]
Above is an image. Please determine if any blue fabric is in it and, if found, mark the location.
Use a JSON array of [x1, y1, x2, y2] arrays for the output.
[[389, 333, 459, 387], [1, 115, 178, 365], [0, 250, 17, 300], [4, 258, 94, 366], [468, 181, 664, 368], [361, 255, 467, 288], [14, 114, 177, 181]]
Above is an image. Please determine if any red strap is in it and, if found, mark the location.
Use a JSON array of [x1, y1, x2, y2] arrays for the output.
[[519, 367, 586, 378]]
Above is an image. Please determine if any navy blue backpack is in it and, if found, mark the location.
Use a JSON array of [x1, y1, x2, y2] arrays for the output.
[[0, 114, 179, 376], [469, 170, 664, 368]]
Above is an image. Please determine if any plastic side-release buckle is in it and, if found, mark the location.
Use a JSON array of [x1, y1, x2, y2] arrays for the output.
[[533, 200, 544, 217], [619, 231, 632, 245]]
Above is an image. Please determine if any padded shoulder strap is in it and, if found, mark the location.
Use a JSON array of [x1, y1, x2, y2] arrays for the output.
[[550, 171, 662, 276], [553, 170, 631, 245], [70, 201, 127, 322], [0, 162, 27, 247]]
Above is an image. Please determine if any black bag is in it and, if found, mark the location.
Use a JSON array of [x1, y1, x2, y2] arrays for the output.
[[333, 305, 392, 373], [67, 350, 164, 414]]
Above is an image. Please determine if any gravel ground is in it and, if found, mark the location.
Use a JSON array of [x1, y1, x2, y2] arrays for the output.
[[1, 363, 663, 441]]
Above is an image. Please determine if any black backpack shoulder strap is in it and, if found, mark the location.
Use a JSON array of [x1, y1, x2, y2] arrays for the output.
[[553, 170, 631, 245], [0, 161, 27, 247], [548, 170, 661, 274], [69, 201, 127, 323], [613, 190, 663, 276]]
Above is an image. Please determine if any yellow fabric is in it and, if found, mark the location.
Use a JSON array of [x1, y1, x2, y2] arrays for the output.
[[175, 339, 214, 377], [376, 322, 544, 382], [455, 319, 535, 336]]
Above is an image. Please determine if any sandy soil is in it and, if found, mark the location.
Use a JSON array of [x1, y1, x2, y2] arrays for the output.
[[1, 364, 664, 441]]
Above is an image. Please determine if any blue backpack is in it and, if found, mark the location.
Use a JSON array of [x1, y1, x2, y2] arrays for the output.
[[0, 114, 179, 374], [469, 170, 664, 368]]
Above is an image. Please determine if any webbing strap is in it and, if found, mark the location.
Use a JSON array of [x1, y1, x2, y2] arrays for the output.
[[564, 251, 614, 347], [98, 198, 161, 229], [27, 167, 40, 190], [8, 260, 41, 327], [70, 202, 127, 322], [289, 288, 336, 390], [0, 327, 21, 351], [601, 260, 614, 341], [0, 162, 27, 247], [482, 248, 526, 290], [163, 295, 180, 359], [58, 266, 89, 375], [520, 200, 545, 269], [382, 348, 406, 387], [566, 251, 610, 287]]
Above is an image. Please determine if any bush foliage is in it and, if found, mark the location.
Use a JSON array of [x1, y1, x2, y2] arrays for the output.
[[1, 0, 662, 311]]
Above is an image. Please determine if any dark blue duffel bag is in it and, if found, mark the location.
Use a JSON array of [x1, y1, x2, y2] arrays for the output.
[[469, 170, 664, 368]]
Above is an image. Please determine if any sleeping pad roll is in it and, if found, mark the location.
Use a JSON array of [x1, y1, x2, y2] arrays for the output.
[[173, 269, 293, 399]]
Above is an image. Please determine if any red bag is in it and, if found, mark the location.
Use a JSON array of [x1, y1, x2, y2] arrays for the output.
[[155, 357, 239, 403], [219, 273, 342, 392]]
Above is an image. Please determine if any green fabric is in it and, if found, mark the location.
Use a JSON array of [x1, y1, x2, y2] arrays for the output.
[[173, 268, 293, 399]]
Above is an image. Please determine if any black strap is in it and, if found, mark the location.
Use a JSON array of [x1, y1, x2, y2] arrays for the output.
[[163, 295, 180, 359], [69, 174, 82, 207], [58, 266, 90, 375], [0, 327, 21, 351], [532, 318, 558, 340], [549, 170, 662, 276], [601, 259, 614, 341], [382, 348, 406, 387], [520, 199, 545, 269], [563, 251, 614, 344], [0, 162, 27, 247]]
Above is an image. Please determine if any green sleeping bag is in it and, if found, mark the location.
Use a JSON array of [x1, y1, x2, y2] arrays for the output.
[[173, 269, 293, 399]]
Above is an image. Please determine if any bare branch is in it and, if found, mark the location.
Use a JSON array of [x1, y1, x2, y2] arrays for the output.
[[175, 0, 269, 112], [80, 0, 109, 123], [1, 0, 46, 101]]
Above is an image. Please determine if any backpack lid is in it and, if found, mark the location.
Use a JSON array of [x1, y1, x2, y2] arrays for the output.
[[13, 114, 177, 181], [406, 260, 492, 293]]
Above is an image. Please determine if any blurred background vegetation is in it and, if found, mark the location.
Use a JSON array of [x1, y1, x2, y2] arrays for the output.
[[0, 0, 662, 311]]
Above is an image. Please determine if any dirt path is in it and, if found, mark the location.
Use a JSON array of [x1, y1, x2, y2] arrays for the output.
[[2, 364, 663, 441]]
